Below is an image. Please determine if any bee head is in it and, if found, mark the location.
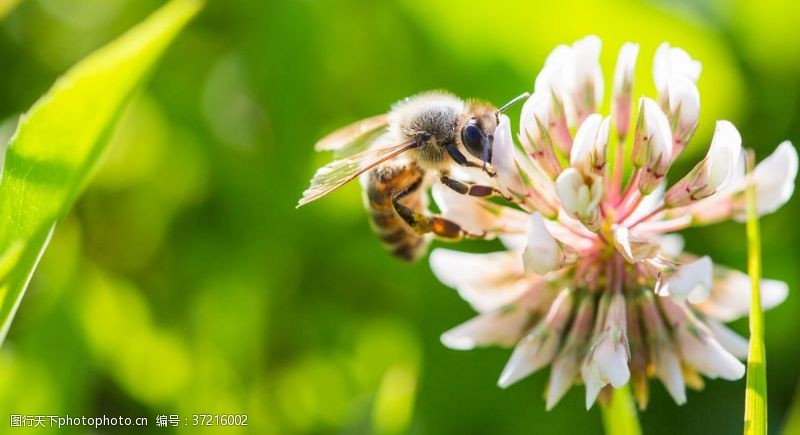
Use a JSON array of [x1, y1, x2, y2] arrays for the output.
[[458, 102, 498, 168]]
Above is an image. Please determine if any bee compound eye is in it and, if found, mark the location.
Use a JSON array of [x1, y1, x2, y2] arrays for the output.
[[461, 124, 484, 160]]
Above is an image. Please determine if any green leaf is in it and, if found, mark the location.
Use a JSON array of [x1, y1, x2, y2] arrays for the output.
[[0, 0, 203, 345]]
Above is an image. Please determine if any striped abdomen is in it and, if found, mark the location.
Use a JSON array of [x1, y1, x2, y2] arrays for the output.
[[360, 161, 430, 261]]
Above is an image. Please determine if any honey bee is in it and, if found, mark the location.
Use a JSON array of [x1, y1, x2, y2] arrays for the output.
[[298, 90, 528, 261]]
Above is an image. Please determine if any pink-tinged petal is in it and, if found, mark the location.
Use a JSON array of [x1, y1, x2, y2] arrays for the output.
[[681, 193, 736, 225], [429, 249, 530, 312], [613, 43, 639, 94], [612, 43, 639, 140], [667, 75, 700, 154], [733, 140, 798, 221], [572, 35, 604, 119], [657, 256, 713, 303], [632, 97, 673, 194], [705, 319, 749, 359], [520, 92, 548, 148], [687, 141, 796, 224], [665, 121, 742, 207], [535, 36, 603, 128], [695, 266, 788, 322], [498, 289, 574, 388]]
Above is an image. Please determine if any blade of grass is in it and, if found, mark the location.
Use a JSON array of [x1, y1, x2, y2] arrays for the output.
[[0, 0, 203, 346], [601, 385, 642, 435], [743, 148, 767, 435]]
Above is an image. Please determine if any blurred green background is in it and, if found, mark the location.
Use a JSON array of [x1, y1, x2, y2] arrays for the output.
[[0, 0, 798, 434]]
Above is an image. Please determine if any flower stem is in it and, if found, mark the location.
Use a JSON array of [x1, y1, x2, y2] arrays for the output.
[[601, 385, 642, 435], [743, 149, 767, 435]]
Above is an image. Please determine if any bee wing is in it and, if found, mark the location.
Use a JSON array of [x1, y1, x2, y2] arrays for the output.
[[315, 114, 389, 158], [297, 140, 417, 207]]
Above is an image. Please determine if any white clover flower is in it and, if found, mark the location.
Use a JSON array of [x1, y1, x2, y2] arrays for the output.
[[430, 36, 795, 410]]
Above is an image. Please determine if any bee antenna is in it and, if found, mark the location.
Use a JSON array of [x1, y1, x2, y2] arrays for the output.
[[497, 92, 531, 114]]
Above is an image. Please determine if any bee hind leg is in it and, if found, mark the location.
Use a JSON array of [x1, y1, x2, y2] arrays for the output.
[[391, 178, 484, 240], [440, 176, 512, 201]]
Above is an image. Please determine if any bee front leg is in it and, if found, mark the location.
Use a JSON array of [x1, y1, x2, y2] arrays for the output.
[[440, 176, 512, 202], [391, 178, 484, 240]]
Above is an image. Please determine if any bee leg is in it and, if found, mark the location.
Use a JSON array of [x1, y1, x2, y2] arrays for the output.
[[440, 176, 512, 201], [391, 177, 483, 240]]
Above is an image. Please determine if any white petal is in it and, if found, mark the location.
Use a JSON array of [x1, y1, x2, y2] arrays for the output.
[[668, 76, 700, 133], [613, 226, 660, 263], [706, 121, 742, 191], [555, 168, 582, 214], [614, 227, 635, 260], [669, 46, 702, 84], [493, 114, 525, 194], [522, 213, 562, 275], [570, 113, 602, 169], [595, 337, 630, 388], [581, 359, 605, 409], [573, 35, 604, 107], [706, 319, 749, 359], [441, 308, 530, 350], [677, 328, 745, 380], [429, 249, 531, 312], [695, 266, 788, 322], [547, 348, 579, 410], [598, 294, 630, 387], [655, 43, 701, 92], [654, 345, 687, 405], [520, 92, 549, 146], [643, 97, 674, 165], [573, 36, 602, 85], [432, 184, 528, 235], [657, 233, 685, 258], [659, 256, 713, 302], [612, 42, 639, 94], [653, 42, 671, 94], [498, 327, 557, 388], [624, 181, 665, 224], [498, 289, 573, 388], [662, 301, 745, 380], [734, 141, 799, 221]]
